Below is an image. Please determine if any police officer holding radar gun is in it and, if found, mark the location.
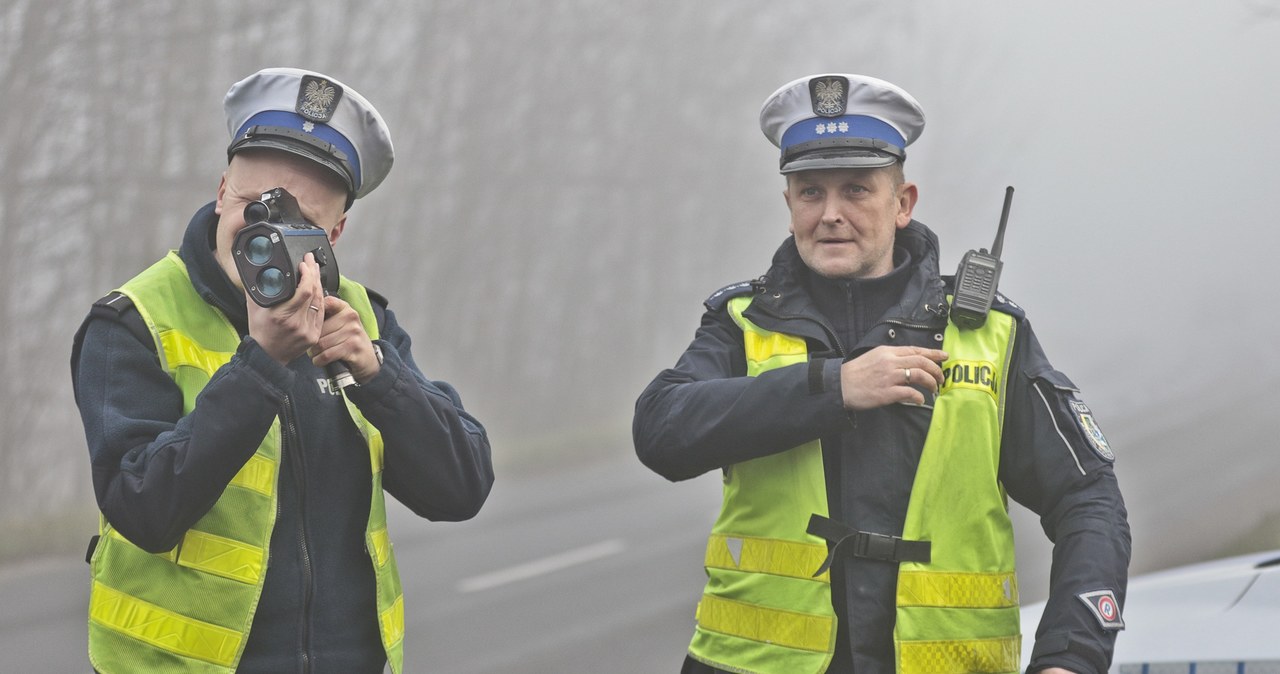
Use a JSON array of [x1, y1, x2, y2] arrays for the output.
[[633, 74, 1130, 673], [71, 68, 493, 673]]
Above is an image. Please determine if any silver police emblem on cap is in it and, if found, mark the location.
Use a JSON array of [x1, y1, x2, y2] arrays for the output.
[[296, 75, 343, 123], [810, 76, 848, 117]]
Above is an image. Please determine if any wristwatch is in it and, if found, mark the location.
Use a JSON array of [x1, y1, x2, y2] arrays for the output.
[[372, 342, 384, 365]]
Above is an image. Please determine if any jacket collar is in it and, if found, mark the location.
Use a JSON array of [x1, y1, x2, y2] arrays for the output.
[[179, 201, 251, 333], [745, 220, 950, 348]]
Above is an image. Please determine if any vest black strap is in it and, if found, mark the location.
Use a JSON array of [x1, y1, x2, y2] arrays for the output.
[[807, 514, 931, 576], [85, 534, 100, 564], [90, 292, 154, 351]]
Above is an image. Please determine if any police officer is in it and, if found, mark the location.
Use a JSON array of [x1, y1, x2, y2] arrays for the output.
[[633, 74, 1130, 673], [71, 68, 494, 673]]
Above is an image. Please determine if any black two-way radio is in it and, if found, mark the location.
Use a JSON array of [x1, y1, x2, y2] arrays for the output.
[[951, 186, 1015, 330]]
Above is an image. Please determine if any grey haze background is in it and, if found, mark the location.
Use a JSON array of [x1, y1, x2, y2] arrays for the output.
[[2, 0, 1279, 591]]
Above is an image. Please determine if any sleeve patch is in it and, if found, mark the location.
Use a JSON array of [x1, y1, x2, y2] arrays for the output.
[[1077, 589, 1124, 630], [1070, 399, 1114, 462]]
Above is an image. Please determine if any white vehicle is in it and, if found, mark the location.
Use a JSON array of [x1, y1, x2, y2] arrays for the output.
[[1019, 549, 1280, 672]]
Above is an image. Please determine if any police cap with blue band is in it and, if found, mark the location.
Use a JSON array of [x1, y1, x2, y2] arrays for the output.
[[224, 67, 394, 207], [760, 73, 925, 174]]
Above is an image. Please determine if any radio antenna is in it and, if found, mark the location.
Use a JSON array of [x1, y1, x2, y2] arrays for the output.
[[990, 186, 1014, 260]]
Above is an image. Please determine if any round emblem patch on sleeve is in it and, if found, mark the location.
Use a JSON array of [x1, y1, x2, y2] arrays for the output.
[[1078, 589, 1124, 630], [1069, 399, 1114, 462]]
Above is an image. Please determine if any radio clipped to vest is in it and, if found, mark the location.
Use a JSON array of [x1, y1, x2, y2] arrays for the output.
[[951, 186, 1015, 330]]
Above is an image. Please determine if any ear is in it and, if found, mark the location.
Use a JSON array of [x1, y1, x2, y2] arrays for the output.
[[783, 186, 795, 234], [895, 182, 918, 230], [214, 173, 228, 215], [328, 216, 347, 246]]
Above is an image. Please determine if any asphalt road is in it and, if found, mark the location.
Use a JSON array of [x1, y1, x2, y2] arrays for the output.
[[401, 450, 723, 672]]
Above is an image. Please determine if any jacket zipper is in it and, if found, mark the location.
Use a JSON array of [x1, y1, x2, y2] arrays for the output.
[[282, 396, 314, 674], [882, 316, 945, 331]]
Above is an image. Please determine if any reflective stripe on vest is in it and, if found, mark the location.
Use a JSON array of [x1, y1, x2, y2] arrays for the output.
[[897, 636, 1021, 674], [894, 305, 1021, 674], [88, 251, 404, 674], [230, 454, 276, 497], [897, 569, 1018, 609], [696, 594, 834, 653], [89, 581, 243, 667], [692, 294, 1021, 674], [687, 295, 836, 674], [704, 534, 830, 582], [107, 527, 265, 584]]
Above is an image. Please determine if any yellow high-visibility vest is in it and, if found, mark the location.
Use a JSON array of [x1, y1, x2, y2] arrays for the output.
[[688, 295, 1020, 674], [87, 251, 405, 674]]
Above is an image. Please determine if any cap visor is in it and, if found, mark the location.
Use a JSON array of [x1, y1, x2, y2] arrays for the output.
[[228, 137, 355, 195], [781, 151, 898, 174]]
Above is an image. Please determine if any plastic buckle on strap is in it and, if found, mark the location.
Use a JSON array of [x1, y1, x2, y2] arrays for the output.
[[806, 514, 931, 576], [853, 531, 900, 561]]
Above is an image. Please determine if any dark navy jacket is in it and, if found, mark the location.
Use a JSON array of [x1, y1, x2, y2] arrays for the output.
[[72, 203, 494, 674], [634, 220, 1130, 674]]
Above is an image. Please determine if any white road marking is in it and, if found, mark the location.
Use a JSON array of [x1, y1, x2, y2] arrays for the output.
[[457, 539, 627, 593]]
